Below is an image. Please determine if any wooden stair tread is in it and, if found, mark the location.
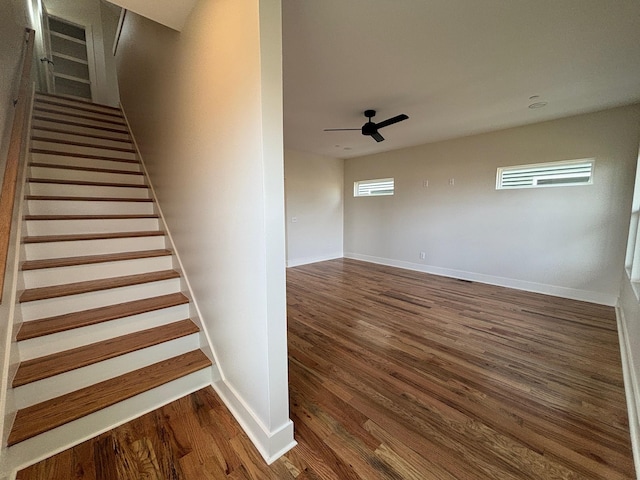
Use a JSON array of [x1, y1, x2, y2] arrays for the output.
[[17, 293, 189, 340], [27, 178, 147, 189], [29, 162, 143, 175], [31, 136, 136, 153], [7, 350, 211, 446], [30, 148, 138, 164], [24, 214, 158, 220], [13, 319, 199, 387], [34, 97, 124, 117], [23, 230, 164, 244], [25, 195, 152, 202], [32, 126, 131, 144], [33, 106, 127, 126], [22, 249, 172, 270], [32, 116, 129, 135], [35, 92, 123, 113], [19, 270, 180, 303]]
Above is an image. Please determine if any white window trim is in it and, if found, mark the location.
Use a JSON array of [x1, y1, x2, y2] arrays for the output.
[[496, 158, 595, 190], [354, 178, 395, 197], [626, 154, 640, 300]]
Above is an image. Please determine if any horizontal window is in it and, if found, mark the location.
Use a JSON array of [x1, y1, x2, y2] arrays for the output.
[[496, 159, 594, 190], [354, 178, 394, 197]]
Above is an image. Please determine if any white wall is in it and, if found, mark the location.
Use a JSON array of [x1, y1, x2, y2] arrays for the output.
[[44, 0, 120, 105], [284, 149, 343, 266], [115, 0, 294, 463], [345, 105, 640, 305], [98, 0, 120, 102]]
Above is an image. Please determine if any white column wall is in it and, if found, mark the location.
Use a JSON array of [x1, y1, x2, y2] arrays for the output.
[[115, 0, 294, 462]]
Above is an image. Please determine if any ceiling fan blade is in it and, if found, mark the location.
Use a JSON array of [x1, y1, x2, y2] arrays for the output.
[[323, 128, 361, 131], [376, 114, 409, 129], [371, 131, 385, 142]]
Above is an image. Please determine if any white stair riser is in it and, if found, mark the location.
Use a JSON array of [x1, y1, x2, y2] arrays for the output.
[[18, 304, 190, 360], [29, 166, 145, 185], [20, 278, 182, 321], [5, 369, 212, 474], [31, 119, 131, 142], [28, 182, 150, 199], [25, 217, 159, 236], [34, 96, 124, 115], [23, 236, 166, 260], [26, 199, 155, 215], [22, 255, 173, 289], [33, 111, 127, 131], [34, 104, 125, 124], [31, 140, 137, 161], [14, 334, 201, 408], [31, 152, 141, 172], [31, 130, 133, 150]]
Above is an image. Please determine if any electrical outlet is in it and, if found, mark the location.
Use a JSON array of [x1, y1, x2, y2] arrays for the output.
[[291, 216, 298, 223], [423, 180, 429, 188], [449, 178, 455, 186], [420, 252, 426, 260]]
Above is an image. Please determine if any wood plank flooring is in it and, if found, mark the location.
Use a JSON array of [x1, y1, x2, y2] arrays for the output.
[[17, 258, 634, 479]]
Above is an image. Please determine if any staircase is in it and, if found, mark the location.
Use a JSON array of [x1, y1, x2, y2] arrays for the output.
[[5, 92, 213, 461]]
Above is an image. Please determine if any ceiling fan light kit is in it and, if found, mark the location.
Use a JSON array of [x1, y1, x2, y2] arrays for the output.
[[324, 109, 409, 142]]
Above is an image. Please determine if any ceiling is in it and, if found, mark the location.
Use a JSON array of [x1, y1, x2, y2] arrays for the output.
[[106, 0, 197, 31], [282, 0, 640, 159]]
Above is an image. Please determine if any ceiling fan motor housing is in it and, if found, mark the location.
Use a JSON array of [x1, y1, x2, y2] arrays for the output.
[[362, 121, 377, 136], [362, 110, 377, 135]]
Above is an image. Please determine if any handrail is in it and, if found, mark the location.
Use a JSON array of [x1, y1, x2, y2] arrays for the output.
[[0, 28, 35, 303]]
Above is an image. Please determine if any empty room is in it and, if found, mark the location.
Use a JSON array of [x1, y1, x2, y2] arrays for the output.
[[1, 0, 640, 479]]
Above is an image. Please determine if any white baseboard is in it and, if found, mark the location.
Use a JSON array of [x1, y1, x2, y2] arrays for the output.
[[343, 253, 618, 306], [287, 252, 343, 268], [615, 306, 640, 479], [211, 378, 296, 464]]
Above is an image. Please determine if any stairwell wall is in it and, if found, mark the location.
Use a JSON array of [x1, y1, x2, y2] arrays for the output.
[[0, 1, 32, 471], [114, 0, 295, 463], [0, 0, 32, 186]]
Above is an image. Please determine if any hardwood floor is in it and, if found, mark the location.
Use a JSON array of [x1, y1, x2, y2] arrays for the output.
[[18, 258, 634, 479]]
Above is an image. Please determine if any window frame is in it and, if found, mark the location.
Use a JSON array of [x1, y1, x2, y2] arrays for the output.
[[625, 154, 640, 299], [496, 158, 595, 190], [353, 178, 395, 197]]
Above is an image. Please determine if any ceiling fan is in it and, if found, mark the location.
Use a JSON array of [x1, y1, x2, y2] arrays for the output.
[[324, 109, 409, 142]]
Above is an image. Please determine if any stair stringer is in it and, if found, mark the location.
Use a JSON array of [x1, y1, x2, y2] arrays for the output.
[[120, 109, 297, 465], [0, 89, 35, 480]]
